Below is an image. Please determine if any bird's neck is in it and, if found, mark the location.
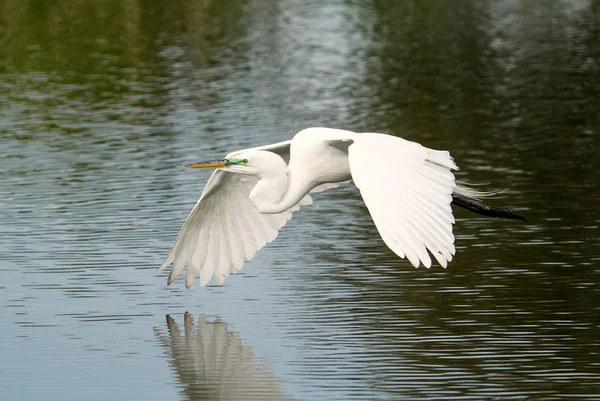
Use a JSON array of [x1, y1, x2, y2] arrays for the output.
[[251, 170, 315, 214]]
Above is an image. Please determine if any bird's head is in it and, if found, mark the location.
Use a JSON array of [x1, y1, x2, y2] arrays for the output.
[[186, 150, 286, 177]]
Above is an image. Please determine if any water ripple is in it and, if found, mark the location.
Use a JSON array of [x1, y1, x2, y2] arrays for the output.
[[1, 0, 599, 400]]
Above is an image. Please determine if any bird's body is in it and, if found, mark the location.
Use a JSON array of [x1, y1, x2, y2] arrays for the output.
[[158, 127, 522, 288]]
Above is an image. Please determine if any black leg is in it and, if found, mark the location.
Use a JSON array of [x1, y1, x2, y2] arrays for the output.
[[451, 194, 525, 221]]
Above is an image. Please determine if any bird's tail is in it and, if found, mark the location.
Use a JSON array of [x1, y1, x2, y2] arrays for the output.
[[452, 182, 525, 221]]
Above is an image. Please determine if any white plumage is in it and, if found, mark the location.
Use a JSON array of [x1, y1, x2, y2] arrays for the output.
[[158, 127, 463, 287], [348, 132, 456, 268]]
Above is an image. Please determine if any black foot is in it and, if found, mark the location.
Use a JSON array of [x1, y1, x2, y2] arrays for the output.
[[451, 194, 525, 221]]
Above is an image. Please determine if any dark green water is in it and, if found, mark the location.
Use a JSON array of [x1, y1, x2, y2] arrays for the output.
[[1, 1, 599, 400]]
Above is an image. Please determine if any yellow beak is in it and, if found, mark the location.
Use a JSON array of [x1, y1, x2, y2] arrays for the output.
[[186, 159, 229, 169]]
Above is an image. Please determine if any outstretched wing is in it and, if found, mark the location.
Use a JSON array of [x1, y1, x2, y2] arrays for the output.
[[158, 169, 311, 287], [229, 140, 292, 162], [348, 133, 457, 268]]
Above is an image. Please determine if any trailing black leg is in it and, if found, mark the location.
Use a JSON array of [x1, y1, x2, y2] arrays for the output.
[[451, 194, 525, 221]]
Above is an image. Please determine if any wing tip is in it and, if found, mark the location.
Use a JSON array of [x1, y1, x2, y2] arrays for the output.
[[157, 259, 170, 273]]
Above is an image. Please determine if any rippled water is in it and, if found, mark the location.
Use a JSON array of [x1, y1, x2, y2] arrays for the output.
[[1, 1, 599, 400]]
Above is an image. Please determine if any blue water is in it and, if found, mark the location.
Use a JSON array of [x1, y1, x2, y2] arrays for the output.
[[1, 0, 599, 400]]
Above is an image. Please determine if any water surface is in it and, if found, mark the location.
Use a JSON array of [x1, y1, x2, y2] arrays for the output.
[[1, 1, 599, 400]]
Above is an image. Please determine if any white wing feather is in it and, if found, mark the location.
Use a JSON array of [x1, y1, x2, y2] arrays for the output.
[[348, 133, 457, 268], [158, 169, 311, 287], [159, 141, 302, 287]]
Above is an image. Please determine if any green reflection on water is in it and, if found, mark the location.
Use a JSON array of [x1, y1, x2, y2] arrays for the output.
[[1, 0, 599, 400]]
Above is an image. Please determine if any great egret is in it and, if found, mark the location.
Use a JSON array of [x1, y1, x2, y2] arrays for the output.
[[158, 127, 523, 288]]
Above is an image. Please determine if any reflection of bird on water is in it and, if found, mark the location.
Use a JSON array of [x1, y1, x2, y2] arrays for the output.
[[154, 314, 291, 401], [158, 127, 523, 287]]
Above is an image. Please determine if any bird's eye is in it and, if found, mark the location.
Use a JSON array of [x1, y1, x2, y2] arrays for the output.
[[242, 159, 248, 164]]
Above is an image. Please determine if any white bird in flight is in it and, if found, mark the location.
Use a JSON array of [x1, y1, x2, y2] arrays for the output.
[[158, 127, 523, 288]]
